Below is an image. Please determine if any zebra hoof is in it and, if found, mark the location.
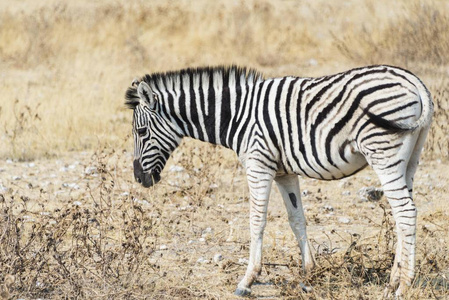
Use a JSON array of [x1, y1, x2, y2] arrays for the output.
[[234, 287, 251, 297]]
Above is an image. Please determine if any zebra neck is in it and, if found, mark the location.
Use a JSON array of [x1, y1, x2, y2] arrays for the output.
[[166, 80, 257, 152]]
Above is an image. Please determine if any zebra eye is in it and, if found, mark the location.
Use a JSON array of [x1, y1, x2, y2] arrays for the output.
[[152, 93, 158, 101], [136, 127, 148, 137]]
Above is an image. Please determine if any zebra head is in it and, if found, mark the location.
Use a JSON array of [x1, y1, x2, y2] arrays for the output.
[[126, 80, 182, 188]]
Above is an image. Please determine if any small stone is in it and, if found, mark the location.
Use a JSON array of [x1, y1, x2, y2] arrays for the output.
[[202, 227, 213, 237], [85, 166, 97, 174], [342, 190, 351, 196], [213, 253, 223, 264], [358, 186, 384, 202], [12, 176, 21, 180], [72, 201, 82, 206], [62, 183, 80, 189], [238, 258, 249, 265], [302, 190, 309, 197], [338, 217, 351, 224], [196, 257, 210, 264], [159, 245, 168, 250], [169, 165, 184, 172], [22, 215, 35, 222], [323, 205, 334, 212]]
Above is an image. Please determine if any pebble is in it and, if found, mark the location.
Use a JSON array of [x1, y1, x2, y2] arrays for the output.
[[238, 258, 249, 265], [358, 186, 384, 202], [12, 176, 21, 180], [302, 190, 309, 197], [22, 215, 34, 221], [213, 253, 223, 264], [169, 165, 184, 172], [342, 190, 351, 196], [196, 257, 210, 264], [134, 198, 150, 207], [62, 183, 80, 189], [85, 166, 97, 174], [323, 205, 334, 211], [159, 245, 168, 250], [202, 227, 213, 235], [338, 217, 351, 224], [72, 201, 82, 206]]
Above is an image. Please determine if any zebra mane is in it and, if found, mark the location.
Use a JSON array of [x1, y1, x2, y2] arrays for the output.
[[125, 65, 264, 109]]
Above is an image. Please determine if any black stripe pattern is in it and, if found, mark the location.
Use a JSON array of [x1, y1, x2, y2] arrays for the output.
[[125, 64, 433, 297]]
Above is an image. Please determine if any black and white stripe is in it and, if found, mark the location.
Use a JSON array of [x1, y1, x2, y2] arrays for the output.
[[126, 65, 433, 297]]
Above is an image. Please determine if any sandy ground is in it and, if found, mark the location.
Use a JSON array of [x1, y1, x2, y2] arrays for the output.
[[0, 144, 448, 298]]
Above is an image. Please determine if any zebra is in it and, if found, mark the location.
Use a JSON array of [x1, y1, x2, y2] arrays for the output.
[[125, 65, 433, 297]]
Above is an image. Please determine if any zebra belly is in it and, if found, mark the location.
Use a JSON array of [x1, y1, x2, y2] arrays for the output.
[[286, 142, 368, 180]]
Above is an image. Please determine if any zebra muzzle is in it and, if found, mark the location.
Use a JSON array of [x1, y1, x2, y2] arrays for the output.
[[133, 159, 161, 187]]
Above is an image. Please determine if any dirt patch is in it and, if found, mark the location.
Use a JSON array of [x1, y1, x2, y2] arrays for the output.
[[1, 142, 448, 299]]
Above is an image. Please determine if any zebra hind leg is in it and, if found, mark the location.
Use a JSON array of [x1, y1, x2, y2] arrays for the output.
[[405, 125, 431, 197], [234, 166, 275, 297], [367, 133, 421, 298], [274, 174, 315, 289]]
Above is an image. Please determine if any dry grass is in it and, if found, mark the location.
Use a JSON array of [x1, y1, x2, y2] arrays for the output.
[[1, 145, 448, 299], [0, 0, 449, 298], [0, 0, 448, 160]]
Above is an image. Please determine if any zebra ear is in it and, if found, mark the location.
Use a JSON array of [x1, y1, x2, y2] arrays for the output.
[[137, 81, 156, 108]]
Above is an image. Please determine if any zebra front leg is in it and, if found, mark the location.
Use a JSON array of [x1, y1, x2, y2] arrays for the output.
[[274, 175, 315, 276], [234, 167, 275, 297]]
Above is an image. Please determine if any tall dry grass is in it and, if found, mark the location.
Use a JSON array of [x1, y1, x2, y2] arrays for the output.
[[1, 1, 448, 298], [0, 0, 447, 160]]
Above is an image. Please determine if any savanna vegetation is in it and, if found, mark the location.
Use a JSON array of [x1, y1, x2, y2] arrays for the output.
[[0, 0, 448, 298]]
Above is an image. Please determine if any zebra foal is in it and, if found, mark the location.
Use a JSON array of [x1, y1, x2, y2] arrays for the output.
[[125, 65, 433, 297]]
